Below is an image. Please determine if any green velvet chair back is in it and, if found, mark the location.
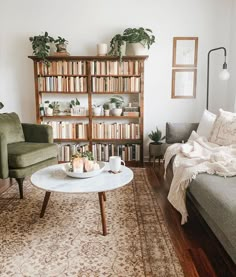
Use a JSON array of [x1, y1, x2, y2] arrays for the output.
[[0, 113, 25, 144]]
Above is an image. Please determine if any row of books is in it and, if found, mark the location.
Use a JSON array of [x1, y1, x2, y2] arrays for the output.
[[91, 77, 140, 92], [57, 143, 89, 162], [92, 143, 141, 162], [37, 61, 87, 76], [43, 122, 88, 139], [90, 61, 141, 75], [38, 76, 87, 92], [92, 123, 140, 139]]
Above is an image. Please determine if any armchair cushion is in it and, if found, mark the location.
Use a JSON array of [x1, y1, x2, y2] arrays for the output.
[[0, 113, 25, 144], [8, 142, 57, 168], [22, 123, 53, 143]]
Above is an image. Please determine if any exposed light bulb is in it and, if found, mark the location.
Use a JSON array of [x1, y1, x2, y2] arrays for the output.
[[219, 69, 230, 80]]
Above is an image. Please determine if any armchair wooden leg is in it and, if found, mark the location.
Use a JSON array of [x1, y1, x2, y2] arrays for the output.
[[16, 178, 24, 199]]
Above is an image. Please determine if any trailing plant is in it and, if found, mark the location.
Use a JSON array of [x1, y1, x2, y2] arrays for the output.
[[0, 102, 3, 109], [123, 27, 155, 49], [29, 32, 54, 65], [148, 127, 165, 144], [108, 34, 126, 61]]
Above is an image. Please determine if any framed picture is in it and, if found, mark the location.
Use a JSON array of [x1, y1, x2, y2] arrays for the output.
[[171, 69, 197, 98], [172, 37, 198, 67]]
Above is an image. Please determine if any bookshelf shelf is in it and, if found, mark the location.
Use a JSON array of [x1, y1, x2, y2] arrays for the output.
[[29, 55, 148, 163]]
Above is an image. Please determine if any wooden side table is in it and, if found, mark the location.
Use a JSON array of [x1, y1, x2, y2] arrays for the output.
[[149, 142, 163, 166]]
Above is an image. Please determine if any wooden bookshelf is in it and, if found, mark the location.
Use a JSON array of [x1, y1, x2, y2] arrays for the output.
[[29, 55, 148, 163]]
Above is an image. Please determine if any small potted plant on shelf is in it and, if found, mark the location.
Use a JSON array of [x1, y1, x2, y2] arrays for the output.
[[103, 102, 110, 116], [148, 127, 165, 165], [109, 95, 124, 116], [54, 36, 69, 55], [92, 104, 102, 116], [70, 98, 81, 115], [45, 103, 54, 116], [29, 32, 54, 66], [124, 27, 155, 55], [108, 34, 127, 61]]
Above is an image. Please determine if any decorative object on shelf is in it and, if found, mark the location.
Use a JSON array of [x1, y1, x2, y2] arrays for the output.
[[148, 127, 165, 166], [103, 103, 110, 116], [124, 27, 155, 56], [54, 36, 69, 56], [51, 101, 60, 114], [29, 32, 54, 65], [97, 43, 108, 56], [93, 104, 102, 116], [45, 104, 54, 116], [0, 102, 4, 109], [123, 103, 139, 117], [109, 95, 124, 116], [206, 47, 230, 110], [109, 34, 127, 61]]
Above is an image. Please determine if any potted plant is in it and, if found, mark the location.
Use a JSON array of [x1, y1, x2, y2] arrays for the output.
[[148, 127, 165, 165], [45, 103, 54, 116], [0, 102, 3, 109], [54, 36, 68, 53], [124, 27, 155, 55], [92, 104, 102, 116], [29, 32, 54, 65], [70, 98, 81, 115], [109, 95, 124, 116], [108, 34, 127, 61], [103, 102, 110, 116]]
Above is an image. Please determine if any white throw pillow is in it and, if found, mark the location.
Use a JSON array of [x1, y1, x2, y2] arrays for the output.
[[210, 109, 236, 146], [196, 109, 216, 139]]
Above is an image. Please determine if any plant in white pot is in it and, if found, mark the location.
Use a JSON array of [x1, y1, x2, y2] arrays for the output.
[[124, 27, 155, 55], [103, 102, 110, 116], [93, 104, 102, 116], [148, 127, 165, 165], [109, 95, 124, 116], [70, 98, 80, 115]]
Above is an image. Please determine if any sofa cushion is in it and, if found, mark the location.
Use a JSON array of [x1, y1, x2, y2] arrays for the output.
[[8, 142, 57, 168], [166, 122, 198, 143], [0, 113, 25, 144], [188, 173, 236, 262]]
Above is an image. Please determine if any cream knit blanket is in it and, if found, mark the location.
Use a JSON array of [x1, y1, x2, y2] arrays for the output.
[[164, 131, 236, 224]]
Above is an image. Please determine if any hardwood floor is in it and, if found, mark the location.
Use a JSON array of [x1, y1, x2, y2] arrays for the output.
[[146, 163, 236, 277]]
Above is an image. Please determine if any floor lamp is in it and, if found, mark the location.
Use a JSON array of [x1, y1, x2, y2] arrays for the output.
[[206, 47, 230, 110]]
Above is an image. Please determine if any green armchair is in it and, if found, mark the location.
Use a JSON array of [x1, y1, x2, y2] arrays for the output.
[[0, 112, 58, 198]]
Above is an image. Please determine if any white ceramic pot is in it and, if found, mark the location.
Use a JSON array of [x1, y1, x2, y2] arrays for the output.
[[112, 108, 122, 116], [46, 107, 53, 116], [97, 43, 108, 56], [104, 109, 110, 116], [126, 42, 148, 56], [93, 107, 102, 116]]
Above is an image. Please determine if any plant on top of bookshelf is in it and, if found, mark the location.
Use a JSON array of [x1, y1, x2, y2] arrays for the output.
[[124, 27, 155, 48], [108, 34, 127, 61], [54, 36, 68, 52], [148, 127, 165, 145], [29, 32, 54, 66], [0, 102, 4, 109]]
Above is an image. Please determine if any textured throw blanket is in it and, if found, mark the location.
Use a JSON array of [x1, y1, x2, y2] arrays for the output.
[[164, 131, 236, 224]]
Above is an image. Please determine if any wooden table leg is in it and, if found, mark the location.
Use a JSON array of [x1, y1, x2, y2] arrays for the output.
[[40, 191, 51, 218], [98, 192, 107, 236], [103, 192, 106, 201]]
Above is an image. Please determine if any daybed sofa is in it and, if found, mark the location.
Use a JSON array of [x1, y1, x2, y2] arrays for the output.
[[162, 122, 236, 264]]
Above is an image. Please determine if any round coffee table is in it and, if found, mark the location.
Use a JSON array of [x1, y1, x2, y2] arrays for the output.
[[31, 162, 133, 236]]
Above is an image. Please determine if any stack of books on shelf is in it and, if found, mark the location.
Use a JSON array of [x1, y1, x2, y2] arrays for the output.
[[123, 106, 140, 117], [57, 143, 89, 162], [43, 122, 88, 139], [92, 143, 140, 162], [92, 123, 140, 139], [91, 77, 140, 92], [90, 61, 140, 75], [37, 61, 86, 75], [38, 76, 87, 92]]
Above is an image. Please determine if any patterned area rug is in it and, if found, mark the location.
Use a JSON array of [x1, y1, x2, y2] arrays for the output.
[[0, 168, 183, 277]]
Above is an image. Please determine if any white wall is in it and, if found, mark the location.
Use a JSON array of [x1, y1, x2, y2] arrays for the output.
[[0, 0, 232, 158], [228, 0, 236, 111]]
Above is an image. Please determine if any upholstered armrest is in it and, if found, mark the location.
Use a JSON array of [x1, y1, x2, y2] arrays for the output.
[[22, 123, 54, 143], [0, 132, 9, 178]]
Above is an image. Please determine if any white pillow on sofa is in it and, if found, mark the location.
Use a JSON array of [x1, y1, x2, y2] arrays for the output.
[[210, 109, 236, 145], [197, 109, 216, 139]]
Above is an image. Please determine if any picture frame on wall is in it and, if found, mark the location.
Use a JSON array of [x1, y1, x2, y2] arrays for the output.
[[172, 37, 198, 67], [171, 69, 197, 98]]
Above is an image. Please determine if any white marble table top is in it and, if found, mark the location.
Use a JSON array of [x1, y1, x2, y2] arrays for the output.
[[31, 162, 133, 193]]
